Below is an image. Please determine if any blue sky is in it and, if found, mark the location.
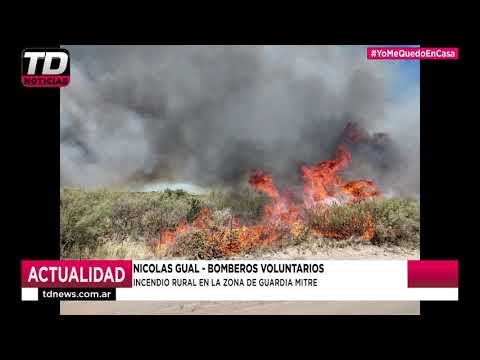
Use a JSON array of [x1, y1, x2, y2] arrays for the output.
[[378, 45, 420, 102], [388, 60, 420, 102]]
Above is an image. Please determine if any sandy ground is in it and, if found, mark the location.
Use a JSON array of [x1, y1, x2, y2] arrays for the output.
[[61, 301, 419, 315], [237, 243, 419, 260], [61, 244, 419, 315]]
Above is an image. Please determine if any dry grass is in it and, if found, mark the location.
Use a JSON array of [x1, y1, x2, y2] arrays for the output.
[[307, 198, 420, 248], [66, 239, 156, 259], [61, 187, 203, 257], [61, 187, 419, 259]]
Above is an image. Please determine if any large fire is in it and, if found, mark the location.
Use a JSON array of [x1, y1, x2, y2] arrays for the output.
[[154, 123, 381, 257]]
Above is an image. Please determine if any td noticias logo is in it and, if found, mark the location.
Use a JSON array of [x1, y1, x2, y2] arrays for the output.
[[21, 48, 70, 88]]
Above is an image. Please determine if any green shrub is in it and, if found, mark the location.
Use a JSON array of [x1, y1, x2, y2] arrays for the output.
[[60, 188, 119, 254], [60, 187, 208, 257], [61, 187, 420, 259], [369, 198, 420, 247], [206, 186, 269, 223], [306, 198, 420, 247], [186, 198, 203, 223]]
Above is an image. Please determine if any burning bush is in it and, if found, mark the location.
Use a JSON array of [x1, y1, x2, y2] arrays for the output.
[[307, 204, 375, 240], [61, 133, 419, 260], [166, 225, 280, 260], [167, 230, 224, 259], [145, 140, 419, 258], [61, 186, 419, 259], [151, 196, 419, 259], [150, 205, 275, 259], [306, 198, 419, 247]]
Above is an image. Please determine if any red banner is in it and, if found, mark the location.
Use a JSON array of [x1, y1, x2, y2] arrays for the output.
[[408, 260, 458, 288]]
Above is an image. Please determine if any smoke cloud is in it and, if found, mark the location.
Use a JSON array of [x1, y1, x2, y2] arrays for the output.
[[60, 45, 419, 197]]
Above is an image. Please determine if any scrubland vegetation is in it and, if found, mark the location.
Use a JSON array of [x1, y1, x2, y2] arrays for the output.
[[61, 187, 419, 259]]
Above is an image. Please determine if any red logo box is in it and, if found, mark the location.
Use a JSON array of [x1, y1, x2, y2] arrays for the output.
[[21, 260, 132, 288], [408, 260, 458, 288]]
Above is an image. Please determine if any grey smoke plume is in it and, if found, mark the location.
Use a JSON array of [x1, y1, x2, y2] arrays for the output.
[[60, 45, 419, 197]]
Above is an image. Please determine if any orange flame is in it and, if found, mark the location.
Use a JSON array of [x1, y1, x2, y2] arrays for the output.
[[249, 170, 280, 199], [341, 180, 380, 202], [301, 144, 352, 207], [156, 135, 381, 257]]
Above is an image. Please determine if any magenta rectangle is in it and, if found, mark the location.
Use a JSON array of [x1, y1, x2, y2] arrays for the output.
[[408, 260, 458, 288], [367, 47, 459, 60], [21, 260, 132, 288]]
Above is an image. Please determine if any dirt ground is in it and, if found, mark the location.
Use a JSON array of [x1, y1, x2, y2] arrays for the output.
[[61, 300, 419, 315], [237, 243, 419, 260]]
